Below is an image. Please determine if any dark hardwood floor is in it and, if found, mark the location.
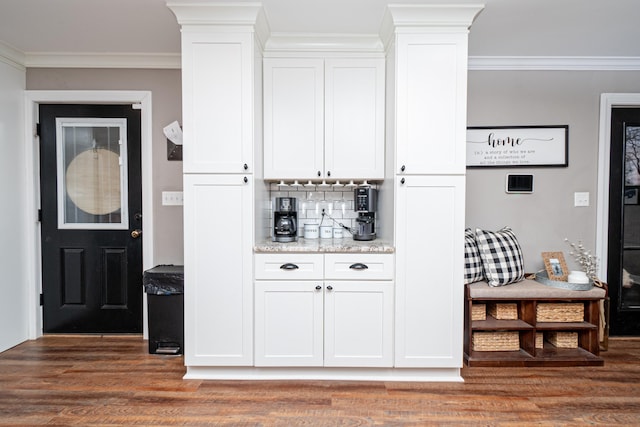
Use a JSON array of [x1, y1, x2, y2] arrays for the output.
[[1, 335, 640, 425]]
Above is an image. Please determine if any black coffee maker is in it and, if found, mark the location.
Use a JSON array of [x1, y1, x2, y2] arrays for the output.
[[273, 197, 298, 242], [354, 187, 377, 241]]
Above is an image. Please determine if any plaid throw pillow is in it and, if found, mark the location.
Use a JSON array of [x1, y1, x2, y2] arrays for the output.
[[464, 228, 484, 284], [475, 227, 525, 287]]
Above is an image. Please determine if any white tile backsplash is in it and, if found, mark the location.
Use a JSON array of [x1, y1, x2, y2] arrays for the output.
[[268, 182, 378, 238]]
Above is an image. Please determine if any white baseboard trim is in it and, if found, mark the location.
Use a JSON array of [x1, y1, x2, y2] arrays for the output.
[[184, 366, 464, 382]]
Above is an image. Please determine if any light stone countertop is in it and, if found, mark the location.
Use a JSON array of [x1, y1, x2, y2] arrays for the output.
[[254, 237, 395, 253]]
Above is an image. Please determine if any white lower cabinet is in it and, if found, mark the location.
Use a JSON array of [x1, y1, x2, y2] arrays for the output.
[[254, 253, 394, 367], [395, 175, 465, 368], [323, 280, 393, 367], [255, 280, 324, 366], [184, 174, 254, 366]]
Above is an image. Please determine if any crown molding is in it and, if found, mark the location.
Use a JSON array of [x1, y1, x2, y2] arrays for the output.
[[0, 41, 26, 71], [380, 4, 484, 49], [264, 33, 384, 56], [469, 56, 640, 71], [23, 52, 181, 69]]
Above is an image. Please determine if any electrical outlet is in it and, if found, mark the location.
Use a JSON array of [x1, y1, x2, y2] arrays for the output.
[[574, 192, 589, 207], [162, 191, 183, 206]]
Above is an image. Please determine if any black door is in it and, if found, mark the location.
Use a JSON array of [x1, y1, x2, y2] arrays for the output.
[[39, 104, 143, 333], [608, 108, 640, 335]]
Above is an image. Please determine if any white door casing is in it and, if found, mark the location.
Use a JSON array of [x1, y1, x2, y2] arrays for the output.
[[24, 90, 153, 339], [596, 93, 640, 282]]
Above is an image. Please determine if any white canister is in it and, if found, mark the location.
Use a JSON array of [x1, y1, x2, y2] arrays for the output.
[[332, 227, 343, 239], [320, 225, 333, 239], [568, 270, 589, 284], [304, 222, 319, 239]]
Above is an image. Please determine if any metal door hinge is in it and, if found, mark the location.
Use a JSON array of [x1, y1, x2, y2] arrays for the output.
[[36, 123, 41, 136], [38, 209, 42, 222], [40, 294, 44, 306]]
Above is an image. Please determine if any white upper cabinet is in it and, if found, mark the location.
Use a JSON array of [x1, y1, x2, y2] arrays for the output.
[[324, 59, 385, 180], [394, 33, 469, 176], [182, 30, 255, 174], [264, 57, 385, 180], [263, 58, 324, 180]]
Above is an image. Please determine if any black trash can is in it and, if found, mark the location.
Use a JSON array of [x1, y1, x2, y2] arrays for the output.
[[143, 265, 184, 355]]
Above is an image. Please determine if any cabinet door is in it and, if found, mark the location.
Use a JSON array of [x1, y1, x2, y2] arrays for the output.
[[182, 31, 254, 173], [184, 174, 253, 366], [324, 281, 394, 367], [263, 58, 324, 180], [254, 281, 324, 367], [324, 59, 385, 180], [395, 33, 469, 175], [395, 176, 465, 367]]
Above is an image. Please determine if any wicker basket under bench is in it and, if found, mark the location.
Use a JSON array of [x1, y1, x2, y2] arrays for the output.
[[464, 279, 605, 367]]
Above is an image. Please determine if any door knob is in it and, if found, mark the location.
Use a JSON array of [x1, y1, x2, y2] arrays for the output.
[[131, 229, 142, 239]]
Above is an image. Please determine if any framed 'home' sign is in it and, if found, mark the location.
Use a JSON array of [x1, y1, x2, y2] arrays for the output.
[[466, 125, 568, 168]]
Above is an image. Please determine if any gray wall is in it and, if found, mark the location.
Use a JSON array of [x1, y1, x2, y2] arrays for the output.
[[26, 68, 184, 265], [466, 70, 640, 273], [0, 60, 28, 352]]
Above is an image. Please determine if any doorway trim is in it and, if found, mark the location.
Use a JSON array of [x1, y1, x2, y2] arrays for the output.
[[596, 93, 640, 283], [24, 90, 153, 339]]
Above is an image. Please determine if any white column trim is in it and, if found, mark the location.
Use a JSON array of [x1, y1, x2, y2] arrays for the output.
[[23, 90, 154, 339], [596, 93, 640, 282]]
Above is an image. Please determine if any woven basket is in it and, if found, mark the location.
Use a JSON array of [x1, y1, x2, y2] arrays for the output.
[[472, 331, 520, 351], [471, 304, 486, 321], [535, 332, 544, 349], [537, 303, 584, 322], [487, 303, 518, 320], [547, 331, 578, 348]]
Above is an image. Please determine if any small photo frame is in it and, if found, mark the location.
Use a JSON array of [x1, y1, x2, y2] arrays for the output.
[[542, 252, 569, 282]]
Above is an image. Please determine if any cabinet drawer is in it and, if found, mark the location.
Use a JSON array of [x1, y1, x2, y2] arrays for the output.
[[324, 254, 394, 280], [255, 254, 324, 280]]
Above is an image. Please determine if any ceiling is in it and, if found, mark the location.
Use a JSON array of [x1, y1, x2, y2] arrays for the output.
[[0, 0, 639, 61]]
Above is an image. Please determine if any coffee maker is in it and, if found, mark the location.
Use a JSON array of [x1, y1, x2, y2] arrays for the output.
[[273, 197, 298, 242], [353, 187, 377, 241]]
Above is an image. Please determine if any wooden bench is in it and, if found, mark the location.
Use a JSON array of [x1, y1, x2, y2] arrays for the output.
[[464, 279, 606, 367]]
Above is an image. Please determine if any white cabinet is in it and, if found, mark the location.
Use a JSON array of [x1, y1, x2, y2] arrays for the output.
[[394, 175, 465, 367], [254, 280, 324, 366], [184, 174, 254, 366], [394, 33, 469, 176], [324, 59, 385, 180], [264, 58, 385, 180], [324, 280, 393, 367], [182, 30, 255, 174], [254, 253, 394, 367], [263, 59, 324, 180]]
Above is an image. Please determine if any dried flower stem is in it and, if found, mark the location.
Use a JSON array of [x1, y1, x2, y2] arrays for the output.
[[564, 238, 598, 280]]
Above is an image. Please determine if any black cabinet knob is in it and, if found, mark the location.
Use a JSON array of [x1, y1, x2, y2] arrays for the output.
[[401, 178, 405, 184], [326, 285, 333, 291], [401, 165, 406, 172], [244, 163, 248, 170]]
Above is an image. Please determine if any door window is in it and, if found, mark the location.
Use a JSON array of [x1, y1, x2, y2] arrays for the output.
[[622, 125, 640, 308], [56, 118, 128, 229]]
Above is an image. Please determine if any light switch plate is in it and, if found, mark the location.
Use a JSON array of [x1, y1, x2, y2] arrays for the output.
[[162, 191, 183, 206], [574, 192, 589, 207]]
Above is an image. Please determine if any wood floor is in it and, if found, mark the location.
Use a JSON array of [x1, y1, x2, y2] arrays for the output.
[[1, 336, 640, 426]]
